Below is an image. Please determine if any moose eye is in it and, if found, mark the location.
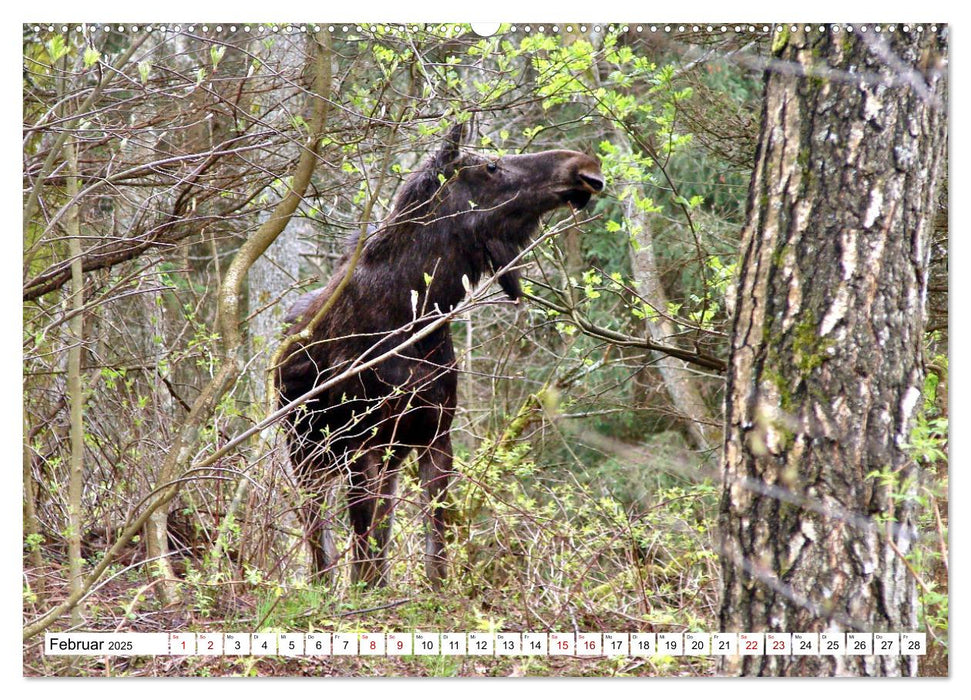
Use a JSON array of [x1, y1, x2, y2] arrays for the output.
[[486, 162, 498, 173]]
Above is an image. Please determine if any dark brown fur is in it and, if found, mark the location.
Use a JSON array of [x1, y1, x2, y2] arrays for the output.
[[276, 126, 603, 587]]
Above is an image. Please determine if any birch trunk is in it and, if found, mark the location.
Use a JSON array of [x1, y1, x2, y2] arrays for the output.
[[719, 25, 947, 676]]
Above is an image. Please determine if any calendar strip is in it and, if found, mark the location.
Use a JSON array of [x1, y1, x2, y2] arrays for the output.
[[44, 632, 927, 657]]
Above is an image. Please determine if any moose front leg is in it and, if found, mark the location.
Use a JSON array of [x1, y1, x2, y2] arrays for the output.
[[418, 433, 453, 588], [299, 490, 339, 582]]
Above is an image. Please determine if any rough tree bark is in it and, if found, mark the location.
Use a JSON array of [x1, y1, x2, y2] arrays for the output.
[[719, 25, 947, 676]]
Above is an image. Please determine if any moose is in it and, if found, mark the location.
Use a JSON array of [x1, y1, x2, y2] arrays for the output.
[[275, 124, 603, 587]]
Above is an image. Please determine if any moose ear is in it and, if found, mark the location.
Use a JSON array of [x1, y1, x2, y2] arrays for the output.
[[445, 121, 467, 148], [435, 121, 469, 171]]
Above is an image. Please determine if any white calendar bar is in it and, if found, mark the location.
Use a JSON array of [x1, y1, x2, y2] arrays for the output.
[[496, 632, 521, 655], [224, 633, 249, 655], [279, 633, 304, 656], [821, 632, 846, 655], [522, 632, 547, 655], [657, 632, 683, 656], [577, 632, 602, 656], [305, 632, 331, 655], [42, 631, 932, 657], [739, 632, 764, 655], [251, 633, 277, 655], [168, 632, 196, 655], [549, 632, 575, 656], [413, 632, 440, 655], [712, 633, 737, 655], [442, 633, 466, 655], [467, 632, 494, 655], [387, 632, 412, 655], [766, 632, 791, 655], [847, 633, 873, 655], [874, 633, 899, 655], [332, 632, 358, 655], [603, 632, 629, 656], [359, 632, 385, 655], [630, 633, 655, 656], [684, 633, 710, 656], [792, 633, 818, 655], [197, 633, 223, 655], [901, 633, 927, 655]]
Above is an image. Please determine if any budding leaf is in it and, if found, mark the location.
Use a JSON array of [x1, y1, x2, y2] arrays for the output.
[[83, 47, 101, 69]]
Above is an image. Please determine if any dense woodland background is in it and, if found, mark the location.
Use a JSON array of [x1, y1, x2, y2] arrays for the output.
[[22, 23, 948, 677]]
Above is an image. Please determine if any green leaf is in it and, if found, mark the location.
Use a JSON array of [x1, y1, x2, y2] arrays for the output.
[[45, 35, 68, 63], [210, 45, 226, 71], [289, 115, 308, 132], [83, 47, 101, 69]]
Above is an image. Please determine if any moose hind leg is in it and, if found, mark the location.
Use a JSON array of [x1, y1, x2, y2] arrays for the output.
[[290, 434, 339, 583], [418, 433, 453, 588], [347, 449, 406, 587]]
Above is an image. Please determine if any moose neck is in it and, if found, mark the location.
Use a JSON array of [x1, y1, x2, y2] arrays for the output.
[[358, 212, 537, 323]]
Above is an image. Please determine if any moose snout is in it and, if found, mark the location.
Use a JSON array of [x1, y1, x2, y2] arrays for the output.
[[578, 171, 605, 193]]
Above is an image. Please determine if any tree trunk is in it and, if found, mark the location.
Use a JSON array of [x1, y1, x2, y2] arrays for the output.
[[629, 210, 717, 452], [65, 139, 85, 626], [719, 25, 947, 676], [22, 415, 45, 602], [141, 32, 333, 605]]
